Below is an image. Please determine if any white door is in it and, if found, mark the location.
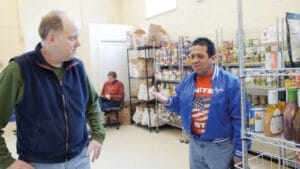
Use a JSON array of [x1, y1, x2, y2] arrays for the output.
[[97, 41, 128, 99], [88, 24, 134, 101]]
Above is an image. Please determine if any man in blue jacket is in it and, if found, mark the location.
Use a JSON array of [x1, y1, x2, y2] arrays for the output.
[[152, 37, 250, 169], [0, 10, 105, 169]]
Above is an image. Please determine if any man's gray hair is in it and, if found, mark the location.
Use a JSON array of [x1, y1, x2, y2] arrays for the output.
[[38, 10, 66, 40]]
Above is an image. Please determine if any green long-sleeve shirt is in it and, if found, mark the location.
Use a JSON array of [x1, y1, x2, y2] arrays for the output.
[[0, 61, 105, 169]]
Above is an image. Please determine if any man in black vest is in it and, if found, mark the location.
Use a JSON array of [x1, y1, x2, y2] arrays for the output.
[[0, 10, 105, 169]]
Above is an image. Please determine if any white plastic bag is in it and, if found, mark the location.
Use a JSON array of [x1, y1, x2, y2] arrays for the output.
[[132, 106, 144, 124]]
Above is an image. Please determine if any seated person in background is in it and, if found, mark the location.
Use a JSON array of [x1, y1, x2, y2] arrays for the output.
[[99, 71, 124, 111]]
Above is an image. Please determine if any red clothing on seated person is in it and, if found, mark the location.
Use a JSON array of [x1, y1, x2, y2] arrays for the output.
[[100, 80, 124, 100]]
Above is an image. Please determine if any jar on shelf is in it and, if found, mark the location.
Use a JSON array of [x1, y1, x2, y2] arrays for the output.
[[252, 95, 259, 106], [284, 77, 297, 88], [266, 76, 272, 87], [296, 69, 300, 88], [273, 77, 278, 87], [264, 89, 282, 137], [253, 77, 258, 86], [259, 95, 267, 107], [245, 76, 253, 86], [261, 76, 267, 86]]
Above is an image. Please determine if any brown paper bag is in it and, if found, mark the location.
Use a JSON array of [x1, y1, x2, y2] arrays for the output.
[[147, 24, 161, 47]]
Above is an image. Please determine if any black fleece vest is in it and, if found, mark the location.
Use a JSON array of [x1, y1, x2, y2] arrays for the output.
[[12, 43, 89, 163]]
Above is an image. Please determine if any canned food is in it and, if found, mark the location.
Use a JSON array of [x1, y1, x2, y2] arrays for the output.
[[261, 77, 267, 86], [272, 77, 278, 87], [266, 76, 272, 87], [259, 95, 267, 106], [249, 109, 254, 132], [250, 107, 265, 133], [252, 95, 259, 106]]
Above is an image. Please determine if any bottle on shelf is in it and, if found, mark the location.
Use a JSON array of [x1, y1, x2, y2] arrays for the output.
[[259, 95, 267, 107], [283, 88, 298, 140], [278, 89, 286, 113], [293, 89, 300, 143], [293, 89, 300, 163], [264, 90, 283, 137]]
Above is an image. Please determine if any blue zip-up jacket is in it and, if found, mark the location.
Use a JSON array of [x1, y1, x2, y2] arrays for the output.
[[165, 65, 251, 158], [11, 43, 89, 163]]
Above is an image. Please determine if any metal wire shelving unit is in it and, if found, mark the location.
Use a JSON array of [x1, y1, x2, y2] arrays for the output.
[[153, 36, 191, 142], [236, 0, 300, 168]]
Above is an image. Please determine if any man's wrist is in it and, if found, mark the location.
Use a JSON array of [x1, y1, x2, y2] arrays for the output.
[[164, 97, 172, 106]]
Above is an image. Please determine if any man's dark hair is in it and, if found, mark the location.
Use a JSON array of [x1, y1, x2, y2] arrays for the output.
[[192, 37, 216, 58], [108, 71, 117, 78]]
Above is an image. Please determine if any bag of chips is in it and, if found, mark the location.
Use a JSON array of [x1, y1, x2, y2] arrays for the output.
[[286, 12, 300, 67]]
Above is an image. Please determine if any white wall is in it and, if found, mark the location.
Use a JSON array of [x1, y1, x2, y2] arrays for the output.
[[18, 0, 121, 50], [18, 0, 82, 52], [17, 0, 122, 87], [121, 0, 300, 41], [0, 0, 25, 72]]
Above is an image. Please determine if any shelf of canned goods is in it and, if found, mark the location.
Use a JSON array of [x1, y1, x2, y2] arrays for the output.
[[243, 68, 300, 77], [246, 86, 277, 96]]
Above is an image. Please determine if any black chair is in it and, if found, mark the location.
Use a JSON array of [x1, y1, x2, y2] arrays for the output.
[[99, 97, 123, 129]]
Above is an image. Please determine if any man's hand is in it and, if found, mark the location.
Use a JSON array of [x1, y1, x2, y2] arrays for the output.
[[105, 94, 111, 100], [7, 160, 34, 169], [150, 85, 169, 104], [86, 140, 102, 162]]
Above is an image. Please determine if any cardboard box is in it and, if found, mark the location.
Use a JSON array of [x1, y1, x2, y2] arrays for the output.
[[146, 24, 161, 47], [119, 107, 131, 125], [101, 107, 131, 126]]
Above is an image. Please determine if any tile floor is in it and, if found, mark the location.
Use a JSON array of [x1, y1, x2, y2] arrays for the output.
[[3, 122, 298, 169], [3, 123, 189, 169]]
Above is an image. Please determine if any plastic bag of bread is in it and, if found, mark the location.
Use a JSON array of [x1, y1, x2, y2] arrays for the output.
[[138, 84, 155, 101], [129, 58, 154, 77], [160, 28, 170, 46], [133, 28, 147, 49], [132, 105, 145, 124]]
